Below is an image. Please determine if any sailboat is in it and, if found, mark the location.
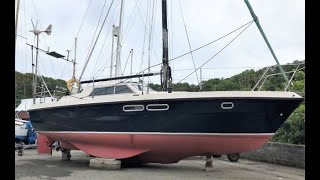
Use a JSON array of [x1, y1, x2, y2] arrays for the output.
[[28, 0, 303, 164]]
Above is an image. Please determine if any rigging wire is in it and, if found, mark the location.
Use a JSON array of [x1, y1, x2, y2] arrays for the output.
[[93, 2, 121, 78], [147, 0, 156, 88], [58, 61, 69, 80], [81, 18, 257, 89], [31, 0, 48, 49], [22, 37, 27, 99], [92, 46, 120, 78], [90, 0, 120, 78], [169, 63, 305, 72], [84, 0, 109, 71], [150, 0, 160, 66], [38, 54, 48, 79], [116, 0, 141, 76], [94, 20, 256, 91], [30, 52, 55, 97], [33, 65, 53, 98], [93, 49, 119, 78], [16, 0, 28, 99], [136, 0, 163, 53], [120, 0, 139, 43], [134, 19, 255, 77], [82, 0, 119, 79], [170, 0, 174, 83], [170, 20, 254, 63], [121, 50, 132, 76], [138, 0, 150, 72], [28, 1, 58, 88], [94, 65, 111, 78], [135, 0, 161, 71], [177, 21, 254, 83], [136, 0, 161, 70], [70, 0, 93, 51], [49, 55, 56, 76], [177, 0, 199, 85], [120, 8, 139, 48], [79, 0, 116, 81], [93, 53, 112, 78]]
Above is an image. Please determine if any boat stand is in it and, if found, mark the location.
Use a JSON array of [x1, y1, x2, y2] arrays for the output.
[[16, 143, 24, 156], [61, 149, 71, 161], [89, 158, 121, 170], [15, 142, 38, 156], [204, 155, 214, 172]]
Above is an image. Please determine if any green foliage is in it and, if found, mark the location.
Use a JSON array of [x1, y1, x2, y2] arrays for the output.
[[215, 80, 239, 91], [15, 71, 67, 107], [149, 60, 304, 93], [290, 71, 305, 92], [202, 78, 222, 91], [271, 104, 305, 145], [148, 83, 162, 91], [270, 71, 305, 144], [295, 71, 305, 81], [173, 83, 199, 92]]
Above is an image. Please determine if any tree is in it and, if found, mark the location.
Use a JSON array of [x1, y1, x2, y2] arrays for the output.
[[15, 71, 67, 107], [271, 104, 305, 144], [271, 72, 305, 145]]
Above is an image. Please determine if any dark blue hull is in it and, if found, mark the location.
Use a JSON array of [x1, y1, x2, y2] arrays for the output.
[[29, 97, 302, 133]]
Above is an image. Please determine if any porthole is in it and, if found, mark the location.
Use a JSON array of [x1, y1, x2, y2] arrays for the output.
[[146, 104, 169, 111], [221, 102, 234, 110], [123, 105, 144, 112]]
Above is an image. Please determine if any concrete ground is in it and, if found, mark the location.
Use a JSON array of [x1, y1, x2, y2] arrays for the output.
[[15, 149, 305, 180]]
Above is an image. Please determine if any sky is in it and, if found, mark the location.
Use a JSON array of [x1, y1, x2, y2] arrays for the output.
[[15, 0, 305, 85]]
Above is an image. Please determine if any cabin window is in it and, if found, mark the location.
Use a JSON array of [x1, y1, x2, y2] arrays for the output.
[[115, 85, 133, 94], [90, 85, 133, 96], [90, 87, 114, 96], [90, 87, 106, 96]]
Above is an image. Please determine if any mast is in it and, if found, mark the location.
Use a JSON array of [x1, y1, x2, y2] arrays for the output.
[[15, 0, 20, 52], [161, 0, 172, 92], [33, 34, 40, 104], [244, 0, 288, 82], [200, 68, 202, 90], [130, 49, 133, 82], [115, 0, 124, 77], [73, 37, 77, 80], [110, 25, 115, 78]]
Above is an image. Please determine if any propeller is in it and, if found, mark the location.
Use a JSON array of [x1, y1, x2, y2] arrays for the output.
[[29, 19, 52, 36]]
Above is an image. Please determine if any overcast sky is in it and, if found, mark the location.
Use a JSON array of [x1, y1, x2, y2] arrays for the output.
[[15, 0, 305, 85]]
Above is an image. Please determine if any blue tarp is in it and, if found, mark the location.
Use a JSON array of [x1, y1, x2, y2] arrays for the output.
[[15, 120, 37, 144]]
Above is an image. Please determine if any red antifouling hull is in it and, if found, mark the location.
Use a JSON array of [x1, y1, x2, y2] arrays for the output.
[[37, 132, 273, 164]]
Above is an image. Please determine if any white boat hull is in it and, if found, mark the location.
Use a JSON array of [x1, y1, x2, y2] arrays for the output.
[[15, 119, 28, 137]]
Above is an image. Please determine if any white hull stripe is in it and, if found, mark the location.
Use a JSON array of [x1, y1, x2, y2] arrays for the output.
[[38, 131, 275, 136]]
